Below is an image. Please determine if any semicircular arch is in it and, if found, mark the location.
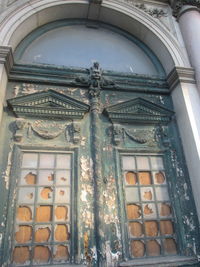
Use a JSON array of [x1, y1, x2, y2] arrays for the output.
[[0, 0, 190, 74]]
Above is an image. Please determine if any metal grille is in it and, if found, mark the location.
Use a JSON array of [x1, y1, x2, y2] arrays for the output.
[[12, 152, 72, 266], [121, 154, 177, 258]]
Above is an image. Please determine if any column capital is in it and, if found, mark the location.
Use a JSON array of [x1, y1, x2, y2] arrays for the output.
[[167, 66, 196, 91], [172, 0, 200, 18], [0, 46, 14, 74]]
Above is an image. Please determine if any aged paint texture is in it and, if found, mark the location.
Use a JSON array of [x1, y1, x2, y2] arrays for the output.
[[0, 62, 200, 266]]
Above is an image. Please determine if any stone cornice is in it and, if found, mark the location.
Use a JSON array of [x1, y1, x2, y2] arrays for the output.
[[172, 0, 200, 17], [0, 46, 14, 74], [167, 66, 196, 91]]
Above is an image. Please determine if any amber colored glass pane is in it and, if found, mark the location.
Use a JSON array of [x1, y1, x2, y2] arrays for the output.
[[144, 221, 158, 236], [55, 206, 69, 221], [129, 222, 143, 237], [160, 220, 174, 235], [125, 172, 137, 185], [21, 171, 37, 185], [155, 172, 165, 184], [141, 187, 154, 201], [35, 227, 51, 242], [15, 226, 32, 243], [163, 239, 177, 254], [54, 245, 70, 261], [138, 172, 151, 185], [34, 246, 51, 263], [146, 240, 160, 256], [13, 246, 30, 264], [159, 203, 171, 217], [36, 206, 52, 222], [126, 204, 141, 219], [131, 240, 145, 257], [17, 206, 32, 222], [55, 225, 70, 241]]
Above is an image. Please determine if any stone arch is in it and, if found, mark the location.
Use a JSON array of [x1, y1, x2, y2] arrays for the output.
[[0, 0, 190, 74]]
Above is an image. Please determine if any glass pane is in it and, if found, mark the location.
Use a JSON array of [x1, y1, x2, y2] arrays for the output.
[[38, 170, 54, 185], [143, 203, 157, 218], [126, 204, 141, 219], [131, 240, 145, 257], [144, 221, 158, 236], [56, 154, 71, 169], [158, 203, 171, 217], [21, 170, 37, 185], [155, 187, 169, 201], [153, 171, 166, 184], [38, 187, 53, 203], [56, 170, 70, 185], [150, 157, 164, 170], [34, 225, 51, 242], [122, 156, 135, 170], [18, 188, 35, 204], [140, 187, 154, 201], [53, 245, 70, 262], [125, 172, 137, 185], [136, 157, 150, 170], [129, 222, 143, 237], [55, 188, 70, 203], [54, 224, 70, 242], [39, 154, 55, 168], [138, 172, 152, 185], [146, 240, 160, 256], [16, 206, 33, 222], [18, 25, 159, 75], [125, 188, 139, 202], [22, 153, 38, 168], [54, 206, 70, 222]]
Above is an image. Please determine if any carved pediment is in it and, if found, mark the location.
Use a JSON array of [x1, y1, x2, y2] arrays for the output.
[[7, 89, 90, 119], [104, 97, 174, 124]]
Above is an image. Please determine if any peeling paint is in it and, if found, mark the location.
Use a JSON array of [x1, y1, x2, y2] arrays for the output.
[[105, 241, 120, 267]]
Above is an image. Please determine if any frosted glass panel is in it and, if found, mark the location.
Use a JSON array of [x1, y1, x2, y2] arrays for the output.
[[122, 157, 135, 170], [18, 25, 159, 75], [22, 153, 38, 168]]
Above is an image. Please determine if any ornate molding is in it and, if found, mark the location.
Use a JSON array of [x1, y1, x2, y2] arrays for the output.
[[117, 0, 167, 18], [135, 3, 167, 18], [7, 89, 90, 120], [112, 124, 156, 146], [172, 0, 200, 17], [0, 46, 14, 74], [167, 67, 196, 91], [104, 97, 174, 124]]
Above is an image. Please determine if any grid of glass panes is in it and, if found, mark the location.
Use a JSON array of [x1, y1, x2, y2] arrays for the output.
[[122, 155, 177, 258], [12, 152, 72, 266]]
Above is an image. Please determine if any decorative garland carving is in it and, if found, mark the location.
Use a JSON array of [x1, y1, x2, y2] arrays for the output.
[[118, 0, 167, 18], [135, 3, 167, 18], [31, 120, 66, 139], [112, 124, 155, 146]]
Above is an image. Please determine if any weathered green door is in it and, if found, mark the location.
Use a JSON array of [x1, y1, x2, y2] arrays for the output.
[[0, 62, 200, 267]]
